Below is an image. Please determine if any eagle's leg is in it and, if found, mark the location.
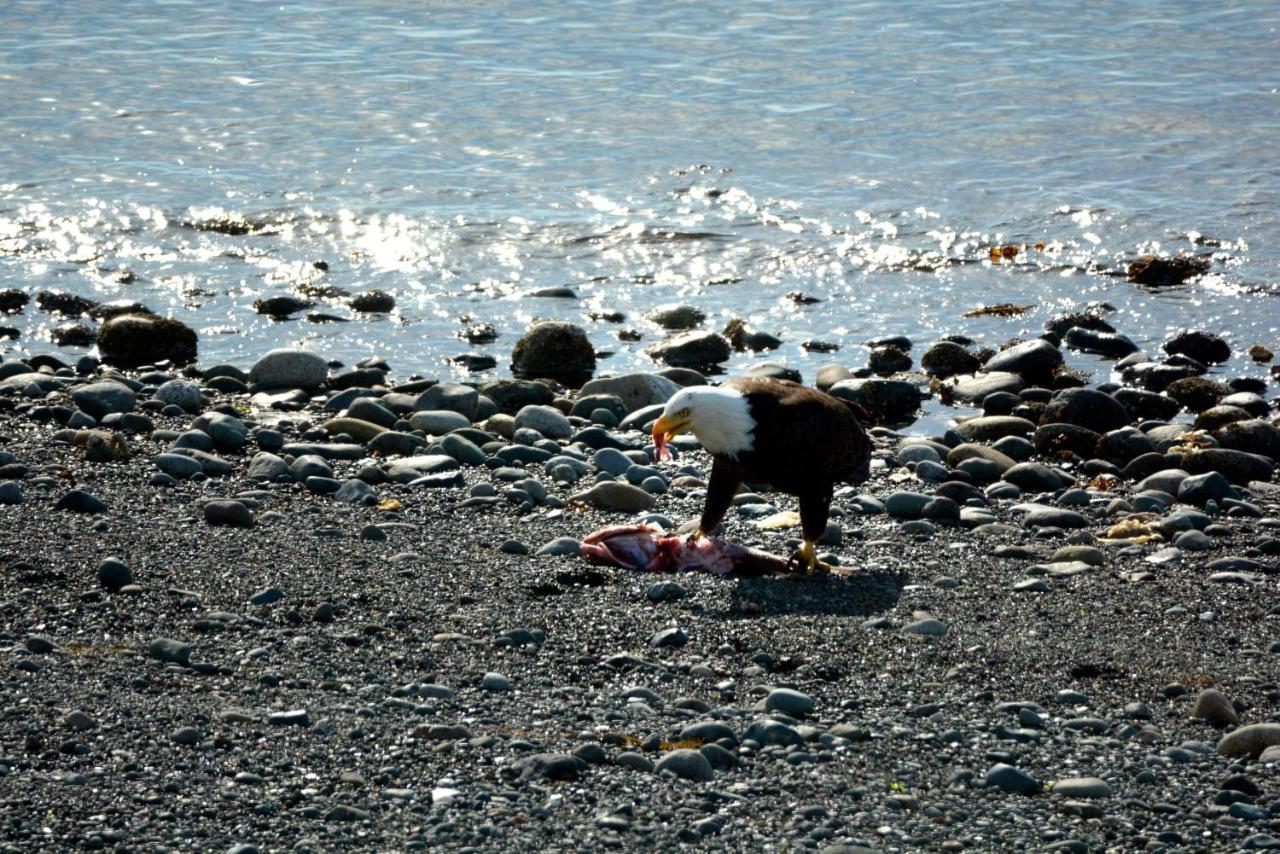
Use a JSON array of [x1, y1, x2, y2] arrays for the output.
[[792, 490, 833, 574], [696, 459, 742, 542]]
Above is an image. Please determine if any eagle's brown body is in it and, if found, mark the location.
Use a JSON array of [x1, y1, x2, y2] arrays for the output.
[[699, 378, 872, 546]]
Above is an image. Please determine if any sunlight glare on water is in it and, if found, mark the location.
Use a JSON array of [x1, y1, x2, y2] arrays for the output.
[[0, 0, 1276, 426]]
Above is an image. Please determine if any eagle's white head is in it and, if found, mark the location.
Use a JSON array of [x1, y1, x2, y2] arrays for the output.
[[652, 385, 755, 460]]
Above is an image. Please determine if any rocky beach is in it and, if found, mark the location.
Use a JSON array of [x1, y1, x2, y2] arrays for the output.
[[0, 296, 1276, 853]]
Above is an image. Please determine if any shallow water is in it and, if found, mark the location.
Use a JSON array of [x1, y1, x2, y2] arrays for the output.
[[1, 0, 1277, 424]]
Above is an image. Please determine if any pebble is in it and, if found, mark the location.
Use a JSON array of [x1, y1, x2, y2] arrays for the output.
[[573, 481, 655, 512], [647, 580, 687, 601], [249, 348, 329, 390], [984, 763, 1040, 795], [481, 672, 511, 692], [1218, 724, 1280, 757], [514, 404, 572, 439], [155, 378, 202, 411], [650, 627, 688, 648], [902, 618, 947, 637], [616, 751, 655, 773], [249, 587, 284, 606], [654, 748, 714, 782], [267, 709, 311, 727], [535, 537, 580, 557], [62, 710, 98, 731], [204, 500, 254, 527], [96, 557, 132, 590], [54, 489, 108, 513], [171, 726, 202, 746], [765, 688, 815, 716], [0, 481, 22, 505], [1051, 777, 1112, 799]]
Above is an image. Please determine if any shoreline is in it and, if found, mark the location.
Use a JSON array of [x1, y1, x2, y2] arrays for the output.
[[0, 319, 1277, 852]]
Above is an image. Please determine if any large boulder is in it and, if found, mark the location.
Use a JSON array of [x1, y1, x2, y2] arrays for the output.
[[511, 321, 596, 384], [97, 314, 198, 368], [577, 373, 680, 413]]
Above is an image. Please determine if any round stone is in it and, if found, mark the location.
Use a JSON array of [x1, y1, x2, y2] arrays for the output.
[[764, 688, 815, 716]]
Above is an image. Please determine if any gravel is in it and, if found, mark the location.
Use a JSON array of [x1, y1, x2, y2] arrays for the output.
[[0, 356, 1275, 853]]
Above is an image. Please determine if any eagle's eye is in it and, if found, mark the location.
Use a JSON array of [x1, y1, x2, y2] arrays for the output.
[[679, 407, 691, 418]]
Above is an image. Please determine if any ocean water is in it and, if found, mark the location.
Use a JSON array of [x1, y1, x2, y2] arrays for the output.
[[1, 0, 1277, 418]]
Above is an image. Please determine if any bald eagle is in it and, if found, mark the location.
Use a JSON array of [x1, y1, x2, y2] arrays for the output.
[[651, 378, 872, 572]]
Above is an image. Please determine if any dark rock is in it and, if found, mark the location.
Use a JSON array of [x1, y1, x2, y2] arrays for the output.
[[413, 382, 479, 420], [148, 638, 192, 665], [1002, 462, 1070, 492], [0, 290, 30, 313], [646, 331, 731, 369], [868, 346, 912, 375], [54, 490, 108, 513], [36, 291, 97, 316], [96, 557, 132, 591], [648, 304, 705, 330], [72, 381, 136, 419], [983, 339, 1063, 383], [1063, 327, 1138, 358], [921, 341, 980, 378], [1173, 448, 1274, 485], [1096, 426, 1155, 464], [1127, 254, 1210, 286], [1045, 309, 1115, 337], [945, 372, 1025, 403], [508, 753, 587, 783], [654, 749, 714, 782], [984, 763, 1040, 795], [1164, 377, 1227, 412], [204, 500, 254, 527], [511, 321, 596, 383], [1034, 423, 1101, 459], [828, 379, 921, 426], [1040, 388, 1130, 433], [1194, 405, 1252, 432], [1178, 472, 1239, 505], [349, 290, 396, 312], [51, 323, 96, 347], [1164, 330, 1231, 364], [1113, 388, 1182, 421], [98, 314, 198, 368], [1216, 420, 1280, 461], [478, 379, 554, 414], [254, 296, 313, 317]]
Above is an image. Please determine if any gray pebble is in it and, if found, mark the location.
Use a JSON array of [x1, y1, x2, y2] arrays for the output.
[[654, 748, 714, 782], [96, 557, 132, 590], [765, 688, 815, 716], [481, 672, 511, 692]]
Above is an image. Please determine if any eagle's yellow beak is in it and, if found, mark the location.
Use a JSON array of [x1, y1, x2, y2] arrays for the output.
[[652, 414, 689, 461]]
